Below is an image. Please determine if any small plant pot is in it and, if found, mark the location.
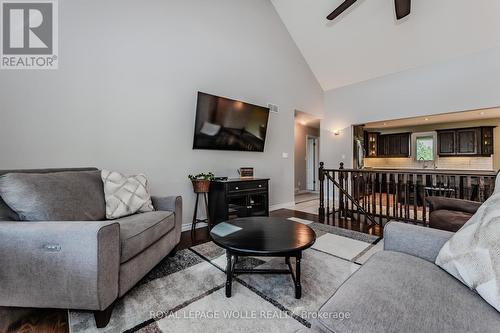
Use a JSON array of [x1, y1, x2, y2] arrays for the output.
[[191, 179, 211, 193]]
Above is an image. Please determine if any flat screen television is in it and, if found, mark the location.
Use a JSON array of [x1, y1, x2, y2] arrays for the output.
[[193, 92, 270, 152]]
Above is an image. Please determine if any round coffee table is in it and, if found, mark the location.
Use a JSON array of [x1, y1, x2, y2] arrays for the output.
[[210, 217, 316, 299]]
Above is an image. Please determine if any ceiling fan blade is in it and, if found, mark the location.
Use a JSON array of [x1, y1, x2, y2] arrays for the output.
[[327, 0, 357, 21], [395, 0, 411, 20]]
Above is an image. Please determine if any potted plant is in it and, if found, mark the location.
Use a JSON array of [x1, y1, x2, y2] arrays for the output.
[[188, 172, 215, 193]]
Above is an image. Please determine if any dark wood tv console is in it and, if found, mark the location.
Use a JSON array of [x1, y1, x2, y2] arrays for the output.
[[208, 178, 270, 225]]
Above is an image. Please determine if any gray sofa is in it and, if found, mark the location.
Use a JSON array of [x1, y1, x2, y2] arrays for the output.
[[313, 222, 500, 333], [0, 168, 182, 328]]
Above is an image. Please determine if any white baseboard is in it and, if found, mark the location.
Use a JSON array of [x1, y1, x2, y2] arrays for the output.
[[295, 190, 310, 194], [181, 222, 208, 232], [269, 201, 295, 211]]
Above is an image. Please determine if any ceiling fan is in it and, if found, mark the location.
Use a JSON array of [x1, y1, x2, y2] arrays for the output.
[[327, 0, 411, 21]]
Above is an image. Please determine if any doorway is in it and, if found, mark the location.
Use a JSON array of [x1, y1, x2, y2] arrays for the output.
[[294, 111, 321, 207]]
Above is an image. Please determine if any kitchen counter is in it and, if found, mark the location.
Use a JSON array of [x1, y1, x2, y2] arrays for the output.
[[362, 168, 497, 176]]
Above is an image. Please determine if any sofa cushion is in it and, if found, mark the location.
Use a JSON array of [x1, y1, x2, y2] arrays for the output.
[[0, 171, 106, 221], [436, 181, 500, 312], [429, 209, 471, 232], [118, 211, 175, 263], [101, 169, 154, 219], [314, 251, 500, 333]]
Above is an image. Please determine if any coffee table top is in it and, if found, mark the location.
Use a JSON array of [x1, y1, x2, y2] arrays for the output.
[[210, 217, 316, 255]]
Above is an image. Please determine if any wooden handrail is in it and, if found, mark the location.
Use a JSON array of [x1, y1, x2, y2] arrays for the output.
[[318, 161, 496, 226], [324, 171, 377, 226], [321, 168, 497, 177]]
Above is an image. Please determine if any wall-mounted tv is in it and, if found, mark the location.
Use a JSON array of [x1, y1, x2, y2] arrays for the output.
[[193, 92, 270, 152]]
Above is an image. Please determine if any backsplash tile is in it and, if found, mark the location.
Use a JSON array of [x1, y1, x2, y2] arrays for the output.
[[364, 156, 493, 171]]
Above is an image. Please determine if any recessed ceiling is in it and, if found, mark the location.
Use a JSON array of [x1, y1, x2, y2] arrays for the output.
[[272, 0, 500, 91], [363, 107, 500, 129]]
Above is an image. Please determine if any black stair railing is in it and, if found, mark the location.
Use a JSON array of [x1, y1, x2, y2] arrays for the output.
[[319, 162, 496, 227]]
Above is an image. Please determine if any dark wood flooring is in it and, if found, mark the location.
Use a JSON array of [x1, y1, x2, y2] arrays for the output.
[[1, 208, 379, 333], [0, 308, 68, 333]]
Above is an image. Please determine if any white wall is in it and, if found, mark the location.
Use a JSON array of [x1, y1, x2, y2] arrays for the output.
[[321, 47, 500, 170], [0, 0, 323, 227]]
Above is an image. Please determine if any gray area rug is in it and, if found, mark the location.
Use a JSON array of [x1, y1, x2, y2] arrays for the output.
[[308, 222, 379, 243], [69, 222, 381, 333]]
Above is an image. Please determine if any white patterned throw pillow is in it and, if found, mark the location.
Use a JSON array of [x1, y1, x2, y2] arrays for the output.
[[435, 174, 500, 312], [101, 169, 154, 219]]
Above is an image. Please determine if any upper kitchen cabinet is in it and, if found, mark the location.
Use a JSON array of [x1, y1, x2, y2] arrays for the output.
[[364, 132, 379, 157], [398, 133, 411, 156], [437, 130, 456, 156], [383, 133, 410, 157], [456, 128, 481, 154], [481, 127, 494, 155], [377, 134, 388, 156], [365, 132, 410, 157], [437, 127, 495, 156]]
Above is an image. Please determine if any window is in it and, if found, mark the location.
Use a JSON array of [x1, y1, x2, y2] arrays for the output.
[[416, 136, 434, 161]]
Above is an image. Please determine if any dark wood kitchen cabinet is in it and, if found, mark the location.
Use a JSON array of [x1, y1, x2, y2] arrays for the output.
[[377, 135, 388, 156], [456, 128, 481, 155], [364, 132, 379, 157], [437, 131, 456, 156], [398, 133, 411, 156], [375, 133, 410, 157], [481, 127, 494, 156], [437, 127, 495, 156]]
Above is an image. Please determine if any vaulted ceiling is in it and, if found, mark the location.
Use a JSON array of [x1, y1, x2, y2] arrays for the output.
[[272, 0, 500, 91]]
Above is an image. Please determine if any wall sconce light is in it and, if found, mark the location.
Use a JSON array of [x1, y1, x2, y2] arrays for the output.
[[330, 129, 340, 136]]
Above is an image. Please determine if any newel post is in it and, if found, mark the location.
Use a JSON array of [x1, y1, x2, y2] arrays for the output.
[[339, 162, 345, 217], [318, 162, 325, 220]]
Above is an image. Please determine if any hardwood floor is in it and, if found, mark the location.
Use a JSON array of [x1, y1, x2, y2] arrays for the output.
[[1, 208, 379, 332], [178, 224, 211, 250], [0, 308, 68, 333]]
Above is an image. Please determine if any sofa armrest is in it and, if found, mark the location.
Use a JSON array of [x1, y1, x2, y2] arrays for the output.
[[384, 221, 454, 263], [425, 196, 481, 214], [152, 196, 182, 244], [0, 220, 120, 310]]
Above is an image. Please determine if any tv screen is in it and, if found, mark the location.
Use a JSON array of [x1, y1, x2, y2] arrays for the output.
[[193, 92, 270, 152]]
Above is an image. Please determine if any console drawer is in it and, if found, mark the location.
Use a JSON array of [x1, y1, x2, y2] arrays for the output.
[[228, 180, 267, 192]]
